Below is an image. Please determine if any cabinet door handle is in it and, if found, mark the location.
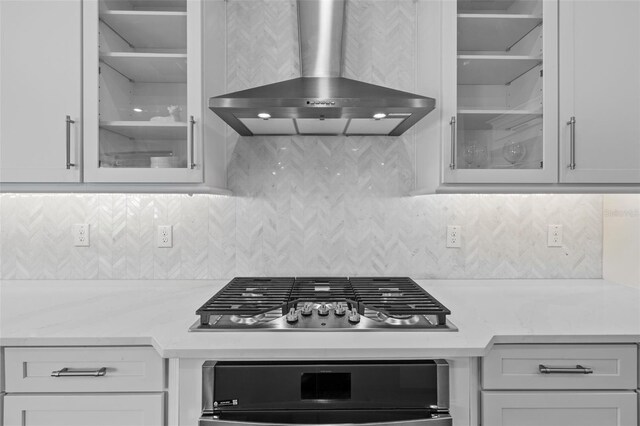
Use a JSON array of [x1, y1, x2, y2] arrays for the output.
[[66, 115, 76, 169], [539, 364, 593, 374], [449, 116, 456, 170], [567, 116, 576, 170], [189, 115, 196, 169], [51, 367, 107, 377]]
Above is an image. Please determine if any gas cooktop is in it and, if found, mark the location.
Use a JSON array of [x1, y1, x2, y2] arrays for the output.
[[189, 277, 457, 331]]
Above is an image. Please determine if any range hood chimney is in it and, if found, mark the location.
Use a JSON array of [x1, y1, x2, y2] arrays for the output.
[[298, 0, 345, 78], [209, 0, 435, 136]]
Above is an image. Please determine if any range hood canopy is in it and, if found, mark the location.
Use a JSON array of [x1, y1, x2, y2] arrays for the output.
[[209, 0, 435, 136]]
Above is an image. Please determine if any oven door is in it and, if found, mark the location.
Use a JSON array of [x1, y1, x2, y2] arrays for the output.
[[201, 360, 452, 426], [199, 410, 452, 426]]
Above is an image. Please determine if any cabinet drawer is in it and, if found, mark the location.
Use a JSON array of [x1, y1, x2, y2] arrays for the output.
[[4, 346, 163, 393], [3, 393, 164, 426], [483, 344, 637, 390], [482, 391, 638, 426]]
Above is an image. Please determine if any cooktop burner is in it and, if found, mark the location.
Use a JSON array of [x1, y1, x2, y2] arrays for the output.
[[190, 277, 456, 331]]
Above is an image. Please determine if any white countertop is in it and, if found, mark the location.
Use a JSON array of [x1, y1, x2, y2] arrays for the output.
[[1, 279, 639, 358]]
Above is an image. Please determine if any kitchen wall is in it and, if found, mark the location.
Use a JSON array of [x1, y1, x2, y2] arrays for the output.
[[0, 0, 604, 280], [603, 194, 640, 287]]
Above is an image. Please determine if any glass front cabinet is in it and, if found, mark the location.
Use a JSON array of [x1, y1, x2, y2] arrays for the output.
[[83, 0, 203, 183], [442, 0, 558, 184]]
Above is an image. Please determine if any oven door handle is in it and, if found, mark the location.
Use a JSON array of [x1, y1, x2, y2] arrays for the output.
[[199, 416, 453, 426]]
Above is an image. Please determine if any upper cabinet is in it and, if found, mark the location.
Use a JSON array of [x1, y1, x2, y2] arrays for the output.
[[559, 0, 640, 184], [83, 0, 204, 183], [0, 0, 82, 183], [1, 0, 227, 191], [441, 0, 558, 184], [416, 0, 640, 193]]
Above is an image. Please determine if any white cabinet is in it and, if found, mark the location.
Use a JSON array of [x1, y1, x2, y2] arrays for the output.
[[2, 346, 165, 426], [482, 391, 638, 426], [416, 0, 640, 193], [4, 346, 163, 393], [83, 0, 204, 183], [1, 348, 3, 425], [3, 394, 164, 426], [482, 344, 638, 390], [482, 344, 638, 426], [1, 0, 228, 191], [559, 0, 640, 184], [0, 0, 82, 183], [441, 0, 558, 184]]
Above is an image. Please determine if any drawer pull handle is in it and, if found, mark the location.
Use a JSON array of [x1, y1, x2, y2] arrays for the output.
[[538, 364, 593, 374], [51, 367, 107, 377]]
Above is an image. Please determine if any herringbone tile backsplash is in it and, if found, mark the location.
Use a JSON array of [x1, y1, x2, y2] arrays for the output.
[[0, 0, 604, 280], [0, 193, 603, 280]]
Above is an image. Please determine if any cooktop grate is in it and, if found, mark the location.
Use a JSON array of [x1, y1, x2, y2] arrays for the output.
[[288, 277, 357, 308], [196, 277, 294, 325], [350, 277, 451, 325]]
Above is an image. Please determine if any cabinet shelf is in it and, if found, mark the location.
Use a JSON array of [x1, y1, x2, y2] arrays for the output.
[[458, 109, 541, 130], [458, 14, 541, 51], [458, 55, 541, 85], [100, 52, 187, 83], [458, 0, 517, 12], [100, 11, 187, 50], [124, 0, 186, 12], [99, 121, 187, 140]]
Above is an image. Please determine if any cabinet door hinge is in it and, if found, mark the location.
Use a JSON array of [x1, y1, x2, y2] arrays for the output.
[[540, 69, 543, 77]]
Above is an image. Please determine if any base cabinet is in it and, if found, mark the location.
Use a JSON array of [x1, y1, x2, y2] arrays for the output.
[[3, 393, 164, 426], [1, 346, 165, 426], [482, 391, 638, 426], [482, 344, 639, 426]]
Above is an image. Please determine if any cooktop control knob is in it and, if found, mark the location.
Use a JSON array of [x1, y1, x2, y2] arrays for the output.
[[301, 302, 313, 316], [286, 308, 299, 323], [334, 303, 347, 316], [318, 303, 329, 316], [348, 309, 361, 324]]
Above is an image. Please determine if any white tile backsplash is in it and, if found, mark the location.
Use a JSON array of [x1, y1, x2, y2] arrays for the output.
[[0, 193, 602, 280]]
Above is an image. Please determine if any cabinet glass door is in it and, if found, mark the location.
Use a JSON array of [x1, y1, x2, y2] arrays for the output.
[[445, 0, 557, 184], [84, 0, 202, 183], [99, 0, 188, 170]]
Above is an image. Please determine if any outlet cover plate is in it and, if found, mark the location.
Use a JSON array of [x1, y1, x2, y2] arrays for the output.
[[157, 225, 173, 248], [447, 225, 462, 248], [73, 224, 90, 247], [547, 224, 563, 247]]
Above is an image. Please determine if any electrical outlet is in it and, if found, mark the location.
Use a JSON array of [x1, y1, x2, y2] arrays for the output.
[[72, 224, 90, 247], [446, 225, 462, 248], [157, 225, 173, 248], [547, 224, 563, 247]]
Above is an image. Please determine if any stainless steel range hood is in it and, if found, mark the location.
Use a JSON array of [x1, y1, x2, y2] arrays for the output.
[[209, 0, 435, 136]]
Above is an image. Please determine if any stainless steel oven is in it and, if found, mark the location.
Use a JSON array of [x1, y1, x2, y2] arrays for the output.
[[199, 360, 452, 426]]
